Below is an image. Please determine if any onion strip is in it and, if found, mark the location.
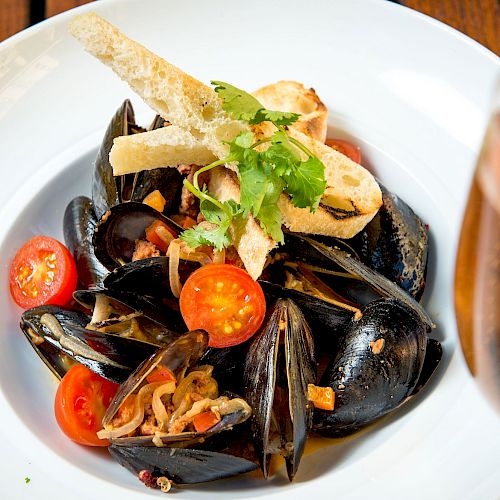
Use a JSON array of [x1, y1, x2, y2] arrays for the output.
[[167, 239, 182, 298], [152, 381, 176, 431]]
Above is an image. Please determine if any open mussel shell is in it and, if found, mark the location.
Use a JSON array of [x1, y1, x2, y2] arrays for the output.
[[109, 446, 258, 487], [20, 305, 157, 383], [64, 196, 108, 289], [313, 298, 434, 437], [104, 257, 199, 301], [73, 288, 186, 344], [92, 99, 137, 219], [92, 100, 183, 220], [244, 299, 316, 481], [348, 184, 429, 300], [284, 232, 433, 331], [102, 331, 207, 436], [93, 202, 183, 271]]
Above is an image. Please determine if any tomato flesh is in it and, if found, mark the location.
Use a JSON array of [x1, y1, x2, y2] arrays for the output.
[[179, 264, 266, 348], [9, 236, 77, 309], [146, 365, 176, 384], [326, 138, 362, 164], [54, 364, 118, 446], [145, 220, 176, 253]]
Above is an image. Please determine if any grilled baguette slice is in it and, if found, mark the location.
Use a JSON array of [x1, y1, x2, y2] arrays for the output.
[[253, 81, 328, 143], [69, 12, 246, 159], [109, 126, 216, 175]]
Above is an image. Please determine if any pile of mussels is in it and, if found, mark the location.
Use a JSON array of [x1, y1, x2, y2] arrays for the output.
[[20, 100, 442, 490]]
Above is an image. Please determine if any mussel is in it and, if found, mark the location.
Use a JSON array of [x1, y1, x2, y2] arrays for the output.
[[64, 196, 108, 289], [20, 305, 157, 382], [313, 298, 438, 437], [100, 330, 252, 447], [93, 202, 183, 271], [92, 100, 183, 220], [109, 446, 258, 490], [243, 299, 316, 481], [348, 184, 429, 300]]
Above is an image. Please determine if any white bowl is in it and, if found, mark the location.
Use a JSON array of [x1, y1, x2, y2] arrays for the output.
[[0, 0, 499, 498]]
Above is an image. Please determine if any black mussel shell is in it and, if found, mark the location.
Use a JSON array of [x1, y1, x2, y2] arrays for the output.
[[93, 99, 136, 220], [284, 233, 433, 331], [109, 446, 258, 486], [93, 202, 182, 271], [348, 184, 429, 300], [244, 299, 316, 481], [313, 299, 432, 437], [64, 196, 108, 289], [104, 257, 199, 300], [21, 305, 157, 383]]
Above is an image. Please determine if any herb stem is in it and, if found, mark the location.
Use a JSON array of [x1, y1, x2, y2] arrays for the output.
[[183, 179, 229, 215], [288, 136, 314, 158], [192, 159, 227, 191]]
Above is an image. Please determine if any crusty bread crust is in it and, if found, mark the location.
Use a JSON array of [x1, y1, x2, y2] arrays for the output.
[[69, 13, 246, 158], [253, 81, 328, 143]]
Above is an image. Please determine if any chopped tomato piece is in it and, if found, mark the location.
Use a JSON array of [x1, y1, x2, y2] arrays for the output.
[[145, 220, 176, 253], [193, 410, 221, 433], [146, 365, 176, 384], [9, 236, 78, 309], [179, 264, 266, 348], [171, 214, 197, 229], [308, 384, 335, 411], [54, 364, 119, 446], [326, 138, 361, 164], [143, 190, 166, 212]]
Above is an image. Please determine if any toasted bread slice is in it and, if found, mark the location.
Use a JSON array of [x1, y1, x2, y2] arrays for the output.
[[207, 167, 276, 280], [69, 13, 246, 158], [110, 126, 216, 175], [253, 81, 328, 143]]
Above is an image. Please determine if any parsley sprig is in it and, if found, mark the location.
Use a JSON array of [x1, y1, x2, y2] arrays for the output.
[[180, 81, 327, 250]]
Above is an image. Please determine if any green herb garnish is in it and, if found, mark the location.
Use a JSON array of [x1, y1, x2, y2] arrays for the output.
[[24, 477, 30, 484], [180, 81, 327, 249]]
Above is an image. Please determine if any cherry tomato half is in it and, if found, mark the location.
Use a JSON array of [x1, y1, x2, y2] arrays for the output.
[[326, 138, 362, 164], [179, 264, 266, 348], [54, 364, 119, 446], [9, 236, 77, 309]]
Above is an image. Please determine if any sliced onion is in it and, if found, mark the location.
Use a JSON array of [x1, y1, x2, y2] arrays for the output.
[[97, 382, 163, 439], [167, 239, 182, 298], [152, 381, 176, 431]]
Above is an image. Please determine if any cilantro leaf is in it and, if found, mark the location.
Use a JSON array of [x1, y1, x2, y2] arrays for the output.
[[283, 155, 327, 210], [252, 109, 300, 127], [180, 198, 244, 251], [212, 81, 263, 122], [212, 81, 300, 127]]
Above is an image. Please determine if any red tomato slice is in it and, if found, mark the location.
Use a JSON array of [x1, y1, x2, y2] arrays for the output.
[[179, 264, 266, 348], [145, 220, 176, 253], [326, 138, 362, 164], [9, 236, 78, 309], [54, 364, 119, 446], [193, 410, 221, 433]]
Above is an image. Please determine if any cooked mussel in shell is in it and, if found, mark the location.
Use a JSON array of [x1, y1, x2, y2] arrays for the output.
[[313, 298, 438, 437], [64, 196, 108, 289], [244, 299, 316, 481], [347, 184, 429, 300], [99, 330, 252, 447], [20, 305, 157, 382], [92, 99, 183, 220], [93, 202, 183, 271]]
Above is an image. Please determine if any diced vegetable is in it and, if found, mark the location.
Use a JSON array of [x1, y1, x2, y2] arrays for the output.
[[143, 189, 166, 212], [307, 384, 335, 411], [193, 410, 221, 433]]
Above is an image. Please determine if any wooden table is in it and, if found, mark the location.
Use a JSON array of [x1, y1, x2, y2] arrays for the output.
[[1, 0, 499, 54]]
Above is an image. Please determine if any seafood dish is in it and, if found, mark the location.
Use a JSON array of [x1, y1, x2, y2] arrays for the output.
[[8, 13, 442, 494]]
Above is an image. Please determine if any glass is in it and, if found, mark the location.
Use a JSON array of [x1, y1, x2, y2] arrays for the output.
[[454, 84, 500, 413]]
